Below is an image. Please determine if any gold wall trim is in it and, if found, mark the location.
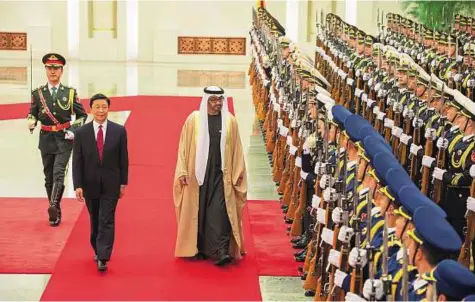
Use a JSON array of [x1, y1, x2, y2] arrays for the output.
[[177, 70, 246, 89], [178, 37, 246, 55], [0, 32, 27, 51], [0, 67, 27, 84], [88, 0, 117, 39]]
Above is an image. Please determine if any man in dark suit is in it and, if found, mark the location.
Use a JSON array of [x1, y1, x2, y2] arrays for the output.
[[27, 53, 87, 226], [72, 93, 129, 271]]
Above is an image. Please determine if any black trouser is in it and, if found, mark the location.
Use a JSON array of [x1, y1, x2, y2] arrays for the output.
[[85, 198, 119, 261], [40, 149, 72, 199], [303, 186, 315, 239]]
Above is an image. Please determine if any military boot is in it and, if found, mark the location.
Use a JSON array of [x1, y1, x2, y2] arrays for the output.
[[48, 182, 64, 227]]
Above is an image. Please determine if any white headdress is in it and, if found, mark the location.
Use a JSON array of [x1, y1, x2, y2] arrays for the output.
[[195, 86, 229, 186]]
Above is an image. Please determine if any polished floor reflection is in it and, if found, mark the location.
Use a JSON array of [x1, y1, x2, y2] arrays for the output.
[[0, 59, 285, 301]]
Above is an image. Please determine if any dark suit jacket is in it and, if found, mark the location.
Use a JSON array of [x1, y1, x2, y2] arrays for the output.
[[73, 120, 129, 200]]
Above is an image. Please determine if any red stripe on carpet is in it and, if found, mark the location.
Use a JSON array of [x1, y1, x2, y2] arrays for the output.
[[38, 96, 262, 301], [247, 200, 299, 277], [0, 198, 83, 273]]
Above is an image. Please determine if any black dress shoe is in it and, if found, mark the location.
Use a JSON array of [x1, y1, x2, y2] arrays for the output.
[[294, 248, 306, 257], [192, 252, 208, 260], [215, 255, 232, 266], [304, 290, 315, 297], [298, 266, 303, 273], [291, 236, 302, 244], [300, 272, 308, 280], [285, 218, 293, 224], [293, 240, 307, 249], [97, 260, 107, 271], [294, 250, 306, 262]]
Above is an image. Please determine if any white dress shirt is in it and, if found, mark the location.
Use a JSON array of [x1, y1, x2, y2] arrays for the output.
[[93, 119, 108, 142], [48, 82, 60, 97]]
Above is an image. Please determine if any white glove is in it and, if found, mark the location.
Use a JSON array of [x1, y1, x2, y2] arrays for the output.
[[317, 207, 326, 225], [349, 248, 368, 268], [372, 105, 380, 115], [312, 194, 321, 209], [323, 187, 336, 202], [338, 225, 354, 243], [387, 97, 395, 106], [286, 135, 293, 146], [64, 130, 75, 140], [363, 279, 384, 300], [300, 171, 309, 180], [412, 118, 423, 128], [454, 73, 462, 82], [345, 292, 366, 301], [470, 165, 475, 178], [399, 133, 411, 145], [467, 196, 475, 212], [335, 270, 348, 288], [410, 144, 422, 156], [422, 155, 436, 168], [289, 145, 298, 155], [28, 119, 36, 130], [432, 167, 446, 181], [328, 249, 341, 268], [393, 102, 403, 113], [320, 174, 333, 189], [391, 127, 403, 138], [384, 118, 394, 129], [361, 93, 368, 102], [424, 128, 437, 140], [374, 83, 382, 92], [376, 111, 386, 121], [368, 78, 373, 87], [332, 207, 342, 224], [436, 137, 449, 149], [403, 107, 415, 119]]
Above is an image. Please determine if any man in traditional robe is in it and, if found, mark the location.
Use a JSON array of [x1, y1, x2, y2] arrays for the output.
[[173, 86, 248, 266]]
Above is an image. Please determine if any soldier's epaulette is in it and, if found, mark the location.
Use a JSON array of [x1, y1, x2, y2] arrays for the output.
[[33, 85, 45, 92]]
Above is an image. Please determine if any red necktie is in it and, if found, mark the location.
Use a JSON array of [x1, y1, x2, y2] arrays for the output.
[[97, 125, 104, 161]]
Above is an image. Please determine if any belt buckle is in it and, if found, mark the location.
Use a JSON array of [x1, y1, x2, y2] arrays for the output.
[[52, 125, 57, 131]]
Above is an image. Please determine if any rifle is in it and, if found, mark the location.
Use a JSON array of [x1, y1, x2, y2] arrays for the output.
[[458, 177, 475, 268], [349, 160, 363, 295], [381, 212, 392, 301], [365, 188, 376, 301], [326, 150, 348, 301], [433, 84, 447, 204], [409, 97, 421, 181], [401, 244, 409, 301]]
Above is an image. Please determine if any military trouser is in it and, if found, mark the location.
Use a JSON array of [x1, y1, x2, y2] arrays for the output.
[[303, 186, 315, 239], [40, 149, 71, 223], [40, 149, 71, 193]]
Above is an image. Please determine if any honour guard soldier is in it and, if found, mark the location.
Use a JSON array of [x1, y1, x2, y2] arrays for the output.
[[27, 53, 87, 226]]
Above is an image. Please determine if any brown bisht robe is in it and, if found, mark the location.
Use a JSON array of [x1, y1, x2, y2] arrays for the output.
[[173, 111, 247, 260]]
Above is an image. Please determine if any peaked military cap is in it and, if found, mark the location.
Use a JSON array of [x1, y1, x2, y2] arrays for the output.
[[332, 105, 352, 128], [426, 260, 475, 300], [409, 207, 461, 256], [382, 166, 412, 201], [344, 114, 371, 142], [397, 185, 446, 218], [42, 53, 66, 67], [362, 134, 393, 159]]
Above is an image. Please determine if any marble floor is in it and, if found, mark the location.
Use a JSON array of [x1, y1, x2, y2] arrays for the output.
[[0, 59, 308, 301]]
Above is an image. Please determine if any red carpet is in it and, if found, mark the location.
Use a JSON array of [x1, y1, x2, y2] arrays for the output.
[[0, 198, 83, 273], [35, 96, 262, 301], [247, 200, 299, 277]]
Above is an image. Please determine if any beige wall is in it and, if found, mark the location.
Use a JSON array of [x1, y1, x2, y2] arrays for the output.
[[0, 0, 67, 60], [0, 0, 405, 63], [139, 0, 256, 64]]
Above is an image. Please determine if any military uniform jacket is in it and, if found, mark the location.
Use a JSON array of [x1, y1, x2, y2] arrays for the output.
[[29, 83, 87, 154]]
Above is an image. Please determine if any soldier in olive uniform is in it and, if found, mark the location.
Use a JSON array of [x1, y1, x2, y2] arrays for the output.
[[27, 53, 87, 226]]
